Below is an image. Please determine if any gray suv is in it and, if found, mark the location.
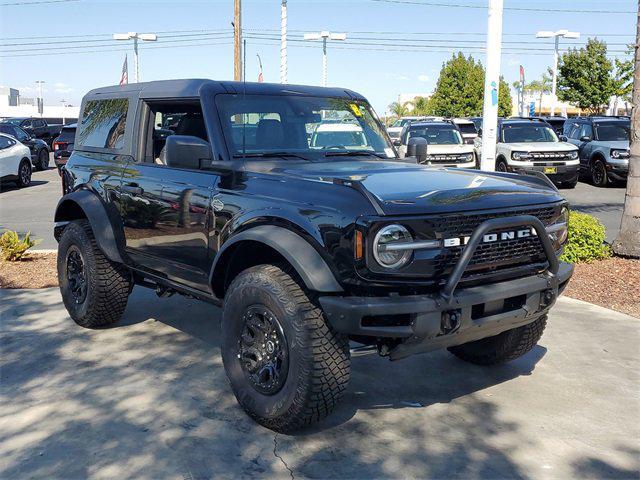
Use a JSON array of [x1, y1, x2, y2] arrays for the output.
[[563, 116, 630, 187]]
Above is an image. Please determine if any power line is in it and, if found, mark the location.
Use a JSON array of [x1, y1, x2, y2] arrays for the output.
[[0, 0, 79, 5], [368, 0, 635, 14]]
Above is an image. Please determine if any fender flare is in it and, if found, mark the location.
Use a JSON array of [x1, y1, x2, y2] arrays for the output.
[[210, 225, 343, 293], [54, 190, 125, 263]]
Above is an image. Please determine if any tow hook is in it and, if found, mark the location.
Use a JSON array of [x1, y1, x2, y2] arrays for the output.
[[377, 339, 401, 357], [441, 309, 462, 334], [540, 289, 556, 309]]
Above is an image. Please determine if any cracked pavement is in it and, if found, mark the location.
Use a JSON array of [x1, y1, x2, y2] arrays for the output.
[[1, 287, 638, 479]]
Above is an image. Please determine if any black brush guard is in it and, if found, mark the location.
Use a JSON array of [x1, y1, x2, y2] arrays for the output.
[[319, 215, 573, 361]]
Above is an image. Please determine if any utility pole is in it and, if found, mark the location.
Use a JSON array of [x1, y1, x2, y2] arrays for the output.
[[479, 0, 503, 172], [536, 29, 580, 116], [613, 0, 640, 258], [303, 31, 346, 87], [280, 0, 288, 84], [35, 80, 45, 117], [113, 32, 157, 83], [234, 0, 242, 81]]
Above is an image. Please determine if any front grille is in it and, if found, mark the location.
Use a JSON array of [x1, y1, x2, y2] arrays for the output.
[[427, 205, 558, 279], [529, 151, 573, 161], [422, 153, 471, 164]]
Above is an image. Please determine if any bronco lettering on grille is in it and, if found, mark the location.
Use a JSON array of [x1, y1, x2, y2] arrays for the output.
[[443, 228, 536, 247]]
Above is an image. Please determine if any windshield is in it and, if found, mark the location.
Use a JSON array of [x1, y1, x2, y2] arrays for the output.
[[408, 125, 462, 145], [215, 94, 393, 159], [502, 124, 558, 143], [4, 118, 22, 126], [596, 122, 630, 142], [456, 123, 477, 135]]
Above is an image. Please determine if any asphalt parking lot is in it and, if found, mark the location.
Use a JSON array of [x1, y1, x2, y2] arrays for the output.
[[1, 287, 638, 479], [0, 158, 627, 248]]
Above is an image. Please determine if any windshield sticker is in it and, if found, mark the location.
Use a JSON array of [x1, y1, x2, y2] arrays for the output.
[[349, 103, 363, 117], [384, 148, 395, 158]]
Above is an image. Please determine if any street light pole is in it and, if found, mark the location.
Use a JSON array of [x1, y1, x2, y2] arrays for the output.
[[35, 80, 45, 117], [479, 0, 503, 172], [281, 0, 287, 84], [536, 29, 580, 116], [303, 31, 346, 87], [113, 32, 158, 83]]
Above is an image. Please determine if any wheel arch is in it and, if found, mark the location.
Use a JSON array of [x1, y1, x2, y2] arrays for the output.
[[54, 190, 126, 263], [210, 225, 344, 299]]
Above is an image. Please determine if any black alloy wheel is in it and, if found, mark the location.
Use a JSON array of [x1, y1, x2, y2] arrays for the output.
[[66, 246, 88, 304], [17, 161, 31, 187], [238, 305, 289, 395], [591, 159, 608, 187], [496, 159, 509, 172]]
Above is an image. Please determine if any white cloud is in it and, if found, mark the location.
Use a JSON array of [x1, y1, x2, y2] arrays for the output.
[[53, 82, 73, 94], [417, 74, 429, 82]]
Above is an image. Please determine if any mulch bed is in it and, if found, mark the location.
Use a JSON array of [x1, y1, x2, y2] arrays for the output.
[[564, 257, 640, 318], [0, 252, 58, 289], [1, 251, 638, 318]]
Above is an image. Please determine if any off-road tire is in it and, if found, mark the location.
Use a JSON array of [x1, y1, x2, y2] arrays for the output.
[[448, 315, 547, 365], [57, 220, 131, 328], [560, 178, 578, 189], [590, 158, 609, 187], [37, 149, 49, 171], [496, 158, 509, 173], [221, 264, 350, 433]]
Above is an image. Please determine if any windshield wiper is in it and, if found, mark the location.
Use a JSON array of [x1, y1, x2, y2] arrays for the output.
[[323, 150, 388, 159], [233, 152, 310, 161]]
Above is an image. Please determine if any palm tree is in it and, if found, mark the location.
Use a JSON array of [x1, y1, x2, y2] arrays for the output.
[[388, 101, 411, 118], [412, 96, 432, 116], [613, 6, 639, 258], [524, 70, 552, 115]]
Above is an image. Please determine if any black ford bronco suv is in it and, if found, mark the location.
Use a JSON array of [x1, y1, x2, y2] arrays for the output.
[[55, 80, 573, 432]]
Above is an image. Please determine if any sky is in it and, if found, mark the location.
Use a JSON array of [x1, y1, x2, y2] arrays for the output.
[[0, 0, 636, 114]]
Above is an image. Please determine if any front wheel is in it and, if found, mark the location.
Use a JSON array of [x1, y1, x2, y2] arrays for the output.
[[591, 159, 609, 187], [496, 158, 509, 173], [448, 315, 547, 365], [58, 220, 132, 328], [221, 264, 350, 433]]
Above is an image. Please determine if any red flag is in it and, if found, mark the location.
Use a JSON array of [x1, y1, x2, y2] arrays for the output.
[[519, 65, 525, 85], [257, 54, 264, 83], [120, 55, 128, 85]]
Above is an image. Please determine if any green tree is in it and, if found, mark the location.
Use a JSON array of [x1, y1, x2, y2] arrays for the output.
[[429, 52, 512, 117], [524, 69, 553, 115], [557, 38, 616, 114], [412, 96, 434, 115], [613, 46, 634, 113]]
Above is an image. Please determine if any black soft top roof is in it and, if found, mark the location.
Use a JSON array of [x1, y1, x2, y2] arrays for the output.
[[84, 79, 366, 101]]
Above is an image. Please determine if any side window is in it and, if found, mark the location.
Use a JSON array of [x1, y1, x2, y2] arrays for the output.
[[34, 119, 46, 128], [0, 125, 12, 136], [77, 98, 129, 149], [579, 124, 593, 140], [14, 127, 29, 142], [142, 102, 207, 166], [0, 136, 14, 149], [22, 119, 32, 129]]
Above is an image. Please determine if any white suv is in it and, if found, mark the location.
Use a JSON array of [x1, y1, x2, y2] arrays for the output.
[[396, 120, 476, 168], [386, 116, 442, 140], [476, 118, 579, 188], [0, 132, 32, 188]]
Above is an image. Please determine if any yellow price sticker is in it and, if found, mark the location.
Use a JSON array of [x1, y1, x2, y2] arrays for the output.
[[349, 103, 363, 117]]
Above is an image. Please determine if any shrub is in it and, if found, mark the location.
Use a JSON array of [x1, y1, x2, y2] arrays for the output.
[[560, 211, 611, 263], [0, 230, 40, 261]]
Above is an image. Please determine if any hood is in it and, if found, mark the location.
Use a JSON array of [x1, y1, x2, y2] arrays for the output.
[[427, 144, 475, 154], [506, 141, 577, 152], [598, 140, 629, 149], [266, 159, 563, 215]]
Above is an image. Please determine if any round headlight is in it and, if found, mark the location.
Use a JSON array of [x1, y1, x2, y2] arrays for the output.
[[569, 150, 578, 159], [373, 224, 413, 269], [547, 207, 569, 249], [611, 149, 619, 158]]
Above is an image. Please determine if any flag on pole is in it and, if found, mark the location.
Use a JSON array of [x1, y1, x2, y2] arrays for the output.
[[257, 54, 264, 83], [519, 64, 525, 85], [120, 55, 128, 85]]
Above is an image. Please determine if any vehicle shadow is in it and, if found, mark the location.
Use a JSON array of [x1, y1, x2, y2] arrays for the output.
[[0, 180, 49, 192]]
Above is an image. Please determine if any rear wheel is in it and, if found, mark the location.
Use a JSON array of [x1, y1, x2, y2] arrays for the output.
[[15, 160, 31, 188], [37, 149, 49, 171], [448, 315, 547, 365], [221, 264, 350, 432], [58, 220, 132, 328], [591, 159, 609, 187]]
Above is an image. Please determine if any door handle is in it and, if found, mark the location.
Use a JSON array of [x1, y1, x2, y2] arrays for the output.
[[122, 183, 143, 195]]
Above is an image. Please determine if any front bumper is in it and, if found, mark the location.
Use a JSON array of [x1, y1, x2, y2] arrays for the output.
[[606, 162, 629, 181], [512, 164, 579, 184], [320, 214, 573, 360]]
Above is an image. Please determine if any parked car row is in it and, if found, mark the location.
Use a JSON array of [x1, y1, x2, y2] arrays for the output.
[[385, 114, 630, 188]]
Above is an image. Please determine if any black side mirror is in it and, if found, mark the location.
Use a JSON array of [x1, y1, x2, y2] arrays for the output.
[[164, 135, 212, 170], [580, 135, 592, 142], [392, 138, 401, 147], [407, 137, 428, 163], [559, 135, 568, 142], [477, 128, 483, 137]]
